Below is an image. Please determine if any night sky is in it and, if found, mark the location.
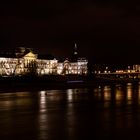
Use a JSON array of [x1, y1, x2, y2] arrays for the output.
[[0, 1, 140, 63]]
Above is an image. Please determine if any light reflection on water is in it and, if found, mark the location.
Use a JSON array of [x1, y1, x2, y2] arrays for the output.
[[38, 91, 48, 140], [127, 83, 133, 105], [67, 89, 73, 101], [0, 83, 140, 139]]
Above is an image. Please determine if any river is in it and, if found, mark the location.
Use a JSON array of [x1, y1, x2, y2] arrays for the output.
[[0, 82, 140, 140]]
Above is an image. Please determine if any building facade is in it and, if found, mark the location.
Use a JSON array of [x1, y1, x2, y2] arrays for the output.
[[133, 65, 140, 72], [0, 48, 88, 76]]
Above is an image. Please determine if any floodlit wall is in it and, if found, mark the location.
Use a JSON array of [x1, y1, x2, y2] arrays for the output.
[[0, 56, 88, 76], [0, 58, 18, 76], [133, 65, 140, 72], [61, 58, 88, 75], [37, 59, 58, 75]]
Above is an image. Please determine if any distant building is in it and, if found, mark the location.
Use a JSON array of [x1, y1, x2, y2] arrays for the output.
[[59, 43, 88, 75], [133, 65, 140, 72], [0, 47, 88, 76], [60, 58, 88, 75]]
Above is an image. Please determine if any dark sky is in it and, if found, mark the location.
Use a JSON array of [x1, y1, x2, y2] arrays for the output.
[[0, 0, 140, 63]]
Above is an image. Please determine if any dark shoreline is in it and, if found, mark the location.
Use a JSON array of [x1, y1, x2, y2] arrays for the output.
[[0, 75, 139, 93]]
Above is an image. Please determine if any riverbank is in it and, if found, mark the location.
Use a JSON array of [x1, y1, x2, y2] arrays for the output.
[[0, 75, 91, 93], [0, 74, 139, 93]]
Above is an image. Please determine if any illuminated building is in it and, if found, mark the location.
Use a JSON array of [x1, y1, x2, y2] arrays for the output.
[[37, 59, 58, 75], [133, 65, 140, 72], [0, 47, 88, 76], [58, 58, 88, 75], [60, 43, 88, 75]]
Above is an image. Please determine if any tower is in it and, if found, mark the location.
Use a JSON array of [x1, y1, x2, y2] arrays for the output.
[[72, 43, 78, 61], [74, 43, 78, 55]]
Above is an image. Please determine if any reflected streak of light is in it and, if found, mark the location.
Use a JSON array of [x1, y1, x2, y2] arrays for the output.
[[0, 100, 13, 109], [39, 91, 47, 113], [127, 87, 132, 100], [94, 87, 102, 100], [38, 90, 48, 140], [127, 83, 132, 86], [97, 86, 102, 99], [15, 92, 30, 97], [116, 90, 122, 101], [104, 86, 110, 91], [104, 86, 111, 101], [66, 89, 75, 139], [67, 89, 73, 101], [103, 86, 111, 108], [115, 89, 124, 106], [104, 91, 111, 101], [127, 85, 132, 105], [4, 100, 12, 106]]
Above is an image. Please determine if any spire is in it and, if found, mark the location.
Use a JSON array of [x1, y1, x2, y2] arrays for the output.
[[72, 43, 78, 62], [75, 43, 77, 49], [74, 43, 78, 55]]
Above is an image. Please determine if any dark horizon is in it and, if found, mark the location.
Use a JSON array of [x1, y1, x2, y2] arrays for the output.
[[0, 44, 139, 65], [0, 1, 140, 64]]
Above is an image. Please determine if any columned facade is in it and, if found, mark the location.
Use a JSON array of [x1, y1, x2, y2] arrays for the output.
[[0, 48, 88, 76]]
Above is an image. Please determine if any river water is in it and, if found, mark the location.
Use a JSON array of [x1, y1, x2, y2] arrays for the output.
[[0, 83, 140, 140]]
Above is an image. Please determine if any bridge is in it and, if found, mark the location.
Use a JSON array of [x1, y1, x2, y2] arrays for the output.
[[98, 71, 140, 75], [96, 71, 140, 82]]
